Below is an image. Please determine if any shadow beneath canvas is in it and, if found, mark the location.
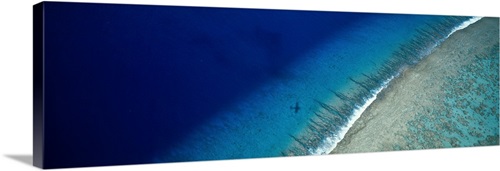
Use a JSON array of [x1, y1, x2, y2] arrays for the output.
[[4, 154, 33, 166]]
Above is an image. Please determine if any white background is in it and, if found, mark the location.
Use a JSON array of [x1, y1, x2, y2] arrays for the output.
[[0, 0, 498, 170]]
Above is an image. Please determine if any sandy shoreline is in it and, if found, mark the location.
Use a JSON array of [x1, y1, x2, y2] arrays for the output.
[[331, 18, 499, 154]]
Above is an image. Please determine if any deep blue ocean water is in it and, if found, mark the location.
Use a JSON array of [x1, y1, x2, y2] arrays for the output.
[[41, 2, 472, 168]]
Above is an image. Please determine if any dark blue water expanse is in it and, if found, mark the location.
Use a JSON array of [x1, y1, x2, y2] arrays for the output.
[[40, 2, 471, 168]]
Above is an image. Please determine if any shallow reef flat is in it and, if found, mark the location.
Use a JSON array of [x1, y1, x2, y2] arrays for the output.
[[331, 18, 499, 154]]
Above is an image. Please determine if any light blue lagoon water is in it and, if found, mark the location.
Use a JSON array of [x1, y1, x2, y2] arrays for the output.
[[155, 13, 473, 162], [403, 24, 499, 149]]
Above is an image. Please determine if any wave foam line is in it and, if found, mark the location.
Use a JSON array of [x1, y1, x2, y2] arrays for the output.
[[423, 17, 483, 59], [309, 76, 394, 155], [446, 17, 483, 38]]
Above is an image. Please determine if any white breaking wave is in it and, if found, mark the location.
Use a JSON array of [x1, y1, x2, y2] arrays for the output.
[[309, 76, 394, 155], [419, 17, 483, 61], [446, 17, 483, 38]]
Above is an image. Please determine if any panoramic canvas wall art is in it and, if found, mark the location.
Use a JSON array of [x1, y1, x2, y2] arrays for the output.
[[33, 1, 499, 169]]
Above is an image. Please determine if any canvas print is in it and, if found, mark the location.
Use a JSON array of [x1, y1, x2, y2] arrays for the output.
[[33, 1, 499, 169]]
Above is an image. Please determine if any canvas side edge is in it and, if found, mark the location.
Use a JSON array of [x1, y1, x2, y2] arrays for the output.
[[33, 2, 45, 169]]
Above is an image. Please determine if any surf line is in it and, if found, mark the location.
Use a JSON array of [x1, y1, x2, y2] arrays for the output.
[[310, 17, 483, 155], [446, 17, 482, 38], [309, 76, 394, 155]]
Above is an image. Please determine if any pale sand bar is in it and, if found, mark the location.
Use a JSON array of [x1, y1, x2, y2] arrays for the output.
[[331, 18, 499, 154]]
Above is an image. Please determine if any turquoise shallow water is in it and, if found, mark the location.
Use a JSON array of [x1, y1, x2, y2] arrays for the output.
[[156, 14, 473, 162], [404, 40, 499, 149]]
